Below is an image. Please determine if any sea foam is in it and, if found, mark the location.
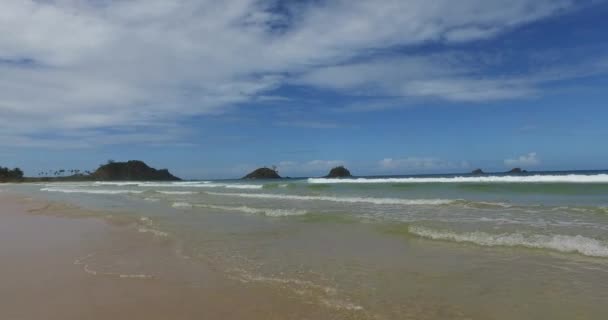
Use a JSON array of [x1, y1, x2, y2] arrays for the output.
[[408, 226, 608, 258], [94, 181, 262, 189], [308, 174, 608, 184], [171, 202, 193, 208], [196, 204, 308, 217], [40, 187, 144, 195], [205, 191, 454, 205], [156, 191, 198, 195]]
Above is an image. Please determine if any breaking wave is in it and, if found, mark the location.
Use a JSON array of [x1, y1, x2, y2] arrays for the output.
[[156, 191, 198, 195], [171, 202, 193, 208], [308, 174, 608, 184], [408, 226, 608, 258], [196, 204, 308, 217], [205, 191, 455, 205], [95, 181, 262, 189]]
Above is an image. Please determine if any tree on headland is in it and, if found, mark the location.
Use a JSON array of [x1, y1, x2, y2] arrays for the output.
[[0, 166, 24, 181]]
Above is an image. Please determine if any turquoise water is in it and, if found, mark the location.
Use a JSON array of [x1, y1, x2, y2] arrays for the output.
[[4, 171, 608, 318]]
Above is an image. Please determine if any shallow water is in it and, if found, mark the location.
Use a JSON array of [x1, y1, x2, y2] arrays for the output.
[[4, 171, 608, 319]]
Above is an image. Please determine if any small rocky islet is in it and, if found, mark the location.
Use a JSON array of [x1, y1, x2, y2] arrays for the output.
[[242, 167, 282, 179], [506, 167, 528, 174], [470, 168, 528, 175], [324, 166, 352, 178]]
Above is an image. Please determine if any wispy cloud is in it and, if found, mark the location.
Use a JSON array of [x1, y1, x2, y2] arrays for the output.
[[278, 159, 346, 175], [0, 0, 592, 146], [296, 51, 608, 103], [504, 152, 541, 167], [275, 120, 342, 129], [378, 157, 470, 172]]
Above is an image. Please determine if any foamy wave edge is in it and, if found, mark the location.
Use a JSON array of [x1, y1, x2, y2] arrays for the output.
[[408, 226, 608, 258], [206, 191, 454, 205], [41, 187, 143, 195], [95, 181, 262, 189], [196, 204, 308, 217], [308, 174, 608, 184]]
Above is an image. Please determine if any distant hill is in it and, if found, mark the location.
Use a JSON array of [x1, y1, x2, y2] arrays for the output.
[[92, 160, 180, 181], [243, 167, 281, 179]]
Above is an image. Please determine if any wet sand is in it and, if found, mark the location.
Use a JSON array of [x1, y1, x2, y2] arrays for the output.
[[0, 193, 363, 320]]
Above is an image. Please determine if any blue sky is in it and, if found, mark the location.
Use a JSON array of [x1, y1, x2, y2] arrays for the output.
[[1, 0, 608, 179]]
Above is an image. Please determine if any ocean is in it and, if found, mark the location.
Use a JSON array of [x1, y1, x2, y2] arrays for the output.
[[4, 170, 608, 319]]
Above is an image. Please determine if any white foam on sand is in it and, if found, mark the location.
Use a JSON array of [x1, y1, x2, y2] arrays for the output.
[[196, 204, 308, 217], [171, 202, 193, 208], [40, 187, 144, 194], [73, 254, 153, 279]]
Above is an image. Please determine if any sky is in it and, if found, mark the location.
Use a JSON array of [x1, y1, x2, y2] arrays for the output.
[[1, 0, 608, 179]]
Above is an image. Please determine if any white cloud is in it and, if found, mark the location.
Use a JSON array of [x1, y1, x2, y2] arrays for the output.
[[275, 120, 341, 129], [0, 0, 586, 146], [296, 52, 608, 103], [278, 159, 346, 175], [379, 157, 470, 171], [504, 152, 541, 167]]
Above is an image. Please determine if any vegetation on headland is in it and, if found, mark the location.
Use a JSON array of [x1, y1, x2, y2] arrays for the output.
[[93, 160, 180, 181], [1, 160, 180, 183], [0, 166, 24, 182]]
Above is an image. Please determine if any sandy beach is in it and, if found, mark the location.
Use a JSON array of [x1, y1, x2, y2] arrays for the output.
[[0, 192, 361, 320]]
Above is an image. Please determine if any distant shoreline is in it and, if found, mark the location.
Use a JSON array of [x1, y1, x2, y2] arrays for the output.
[[3, 168, 607, 184]]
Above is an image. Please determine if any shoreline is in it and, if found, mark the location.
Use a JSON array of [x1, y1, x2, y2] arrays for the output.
[[0, 192, 364, 320]]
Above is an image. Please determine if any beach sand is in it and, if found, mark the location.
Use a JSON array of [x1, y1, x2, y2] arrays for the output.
[[0, 193, 361, 320]]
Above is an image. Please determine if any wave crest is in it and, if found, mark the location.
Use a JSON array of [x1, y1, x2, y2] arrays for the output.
[[196, 204, 308, 217], [309, 174, 608, 184], [205, 192, 454, 205], [408, 226, 608, 257]]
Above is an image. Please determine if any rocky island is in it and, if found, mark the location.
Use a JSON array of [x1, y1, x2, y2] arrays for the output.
[[506, 168, 528, 174], [471, 168, 485, 175], [243, 167, 281, 179], [325, 166, 352, 178], [92, 160, 180, 181]]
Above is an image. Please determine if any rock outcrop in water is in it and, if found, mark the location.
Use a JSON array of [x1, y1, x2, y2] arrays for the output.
[[92, 160, 180, 181], [243, 167, 281, 179], [324, 166, 352, 178], [471, 168, 485, 175], [506, 168, 527, 174]]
